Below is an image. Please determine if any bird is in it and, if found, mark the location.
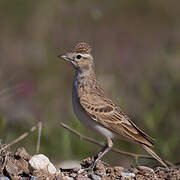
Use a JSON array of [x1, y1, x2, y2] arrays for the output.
[[58, 42, 168, 169]]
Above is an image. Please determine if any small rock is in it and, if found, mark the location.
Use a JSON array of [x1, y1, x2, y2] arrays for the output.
[[138, 166, 156, 179], [60, 176, 74, 180], [114, 166, 124, 171], [56, 169, 61, 175], [76, 174, 91, 180], [29, 154, 57, 174], [5, 163, 18, 177], [130, 167, 139, 174], [0, 177, 10, 180], [106, 167, 114, 174], [138, 166, 154, 173], [77, 168, 85, 174], [69, 173, 77, 178], [30, 176, 38, 180], [29, 154, 50, 170], [95, 162, 106, 176], [15, 158, 29, 174], [101, 176, 111, 180], [53, 173, 65, 180], [47, 162, 57, 174], [114, 166, 124, 177], [121, 172, 135, 180], [15, 147, 31, 161], [88, 174, 101, 180], [106, 167, 115, 178], [80, 157, 93, 168], [33, 169, 54, 179], [73, 168, 81, 173]]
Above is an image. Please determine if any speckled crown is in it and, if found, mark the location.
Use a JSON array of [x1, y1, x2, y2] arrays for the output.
[[72, 42, 91, 54]]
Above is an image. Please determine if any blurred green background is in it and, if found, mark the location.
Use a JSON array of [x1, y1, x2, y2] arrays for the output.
[[0, 0, 180, 167]]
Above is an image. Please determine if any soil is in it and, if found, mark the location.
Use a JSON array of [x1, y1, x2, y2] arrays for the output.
[[0, 146, 179, 180]]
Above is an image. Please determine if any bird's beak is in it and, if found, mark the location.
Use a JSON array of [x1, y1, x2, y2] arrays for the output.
[[57, 53, 72, 62]]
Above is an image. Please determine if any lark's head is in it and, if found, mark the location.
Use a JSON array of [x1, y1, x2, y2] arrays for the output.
[[58, 42, 94, 73]]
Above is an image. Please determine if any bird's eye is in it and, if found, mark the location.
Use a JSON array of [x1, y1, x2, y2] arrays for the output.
[[76, 55, 82, 59]]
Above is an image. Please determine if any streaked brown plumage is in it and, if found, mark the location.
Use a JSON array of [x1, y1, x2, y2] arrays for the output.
[[58, 42, 168, 169]]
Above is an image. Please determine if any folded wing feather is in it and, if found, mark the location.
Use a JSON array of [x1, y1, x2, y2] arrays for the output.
[[80, 93, 154, 147]]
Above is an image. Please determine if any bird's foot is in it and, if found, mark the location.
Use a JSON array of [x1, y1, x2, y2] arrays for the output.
[[78, 160, 97, 174], [83, 161, 96, 171]]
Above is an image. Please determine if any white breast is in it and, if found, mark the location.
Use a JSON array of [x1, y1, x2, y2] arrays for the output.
[[72, 72, 114, 139]]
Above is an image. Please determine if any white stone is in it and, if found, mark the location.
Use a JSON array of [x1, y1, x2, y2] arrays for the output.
[[29, 154, 57, 174], [121, 172, 135, 179], [29, 154, 50, 170], [47, 162, 57, 174]]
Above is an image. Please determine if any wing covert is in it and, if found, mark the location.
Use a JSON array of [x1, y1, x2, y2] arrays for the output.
[[79, 93, 154, 146]]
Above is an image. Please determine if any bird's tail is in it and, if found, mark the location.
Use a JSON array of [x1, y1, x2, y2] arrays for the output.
[[141, 144, 168, 168]]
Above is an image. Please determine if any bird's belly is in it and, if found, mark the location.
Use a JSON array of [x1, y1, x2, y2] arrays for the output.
[[72, 86, 113, 139]]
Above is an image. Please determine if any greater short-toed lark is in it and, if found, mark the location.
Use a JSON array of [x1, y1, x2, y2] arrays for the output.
[[58, 42, 168, 169]]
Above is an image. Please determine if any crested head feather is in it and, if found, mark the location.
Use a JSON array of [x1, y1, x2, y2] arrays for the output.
[[73, 42, 91, 54]]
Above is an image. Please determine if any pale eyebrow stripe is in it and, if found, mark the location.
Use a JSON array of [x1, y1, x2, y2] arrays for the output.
[[81, 54, 93, 59]]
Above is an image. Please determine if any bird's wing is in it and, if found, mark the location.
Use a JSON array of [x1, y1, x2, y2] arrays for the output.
[[79, 92, 154, 147]]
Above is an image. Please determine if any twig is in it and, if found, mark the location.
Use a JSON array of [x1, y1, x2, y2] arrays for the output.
[[165, 160, 176, 167], [59, 122, 153, 160], [60, 123, 175, 167], [36, 121, 42, 153], [0, 125, 37, 152]]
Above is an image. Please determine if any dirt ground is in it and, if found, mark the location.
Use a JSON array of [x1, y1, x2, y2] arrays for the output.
[[0, 146, 179, 180]]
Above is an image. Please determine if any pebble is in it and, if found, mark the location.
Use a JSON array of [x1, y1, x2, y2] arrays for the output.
[[60, 176, 74, 180], [69, 173, 77, 178], [95, 163, 106, 176], [0, 177, 10, 180], [130, 167, 139, 174], [121, 172, 135, 180], [114, 166, 124, 177], [138, 166, 154, 173], [47, 162, 57, 174], [29, 154, 57, 174], [15, 147, 31, 161], [5, 163, 18, 177], [30, 176, 38, 180], [76, 175, 91, 180], [88, 174, 101, 180]]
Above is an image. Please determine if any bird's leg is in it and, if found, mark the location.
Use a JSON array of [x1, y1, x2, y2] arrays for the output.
[[84, 137, 113, 171]]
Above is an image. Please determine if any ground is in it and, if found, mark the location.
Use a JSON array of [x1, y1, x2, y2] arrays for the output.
[[0, 146, 179, 180]]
